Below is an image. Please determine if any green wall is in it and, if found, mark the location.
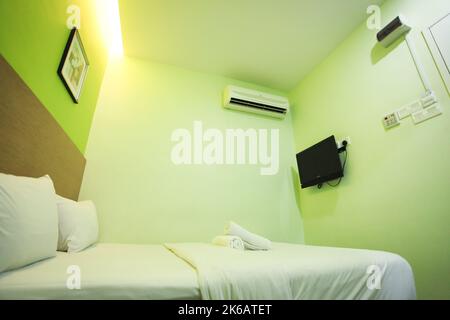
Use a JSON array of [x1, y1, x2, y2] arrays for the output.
[[79, 57, 304, 244], [0, 0, 109, 153], [289, 0, 450, 299]]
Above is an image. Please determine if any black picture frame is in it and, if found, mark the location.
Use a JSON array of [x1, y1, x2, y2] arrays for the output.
[[57, 28, 90, 104]]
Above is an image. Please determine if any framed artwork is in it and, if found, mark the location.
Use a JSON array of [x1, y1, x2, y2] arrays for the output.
[[57, 28, 89, 103], [423, 13, 450, 96]]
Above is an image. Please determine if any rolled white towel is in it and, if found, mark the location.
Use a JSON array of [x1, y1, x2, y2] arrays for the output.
[[212, 235, 245, 250], [224, 221, 272, 250]]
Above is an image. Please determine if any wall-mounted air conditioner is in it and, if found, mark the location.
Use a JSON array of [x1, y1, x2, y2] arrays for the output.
[[223, 85, 289, 119]]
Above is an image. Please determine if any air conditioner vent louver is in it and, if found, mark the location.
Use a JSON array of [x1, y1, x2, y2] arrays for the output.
[[223, 86, 289, 119], [229, 98, 287, 114]]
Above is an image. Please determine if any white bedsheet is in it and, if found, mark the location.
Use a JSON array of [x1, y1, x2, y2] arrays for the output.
[[165, 242, 416, 300], [0, 243, 200, 300]]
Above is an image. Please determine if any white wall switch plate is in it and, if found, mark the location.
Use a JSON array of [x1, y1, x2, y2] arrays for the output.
[[421, 92, 438, 108], [412, 103, 442, 124], [397, 100, 422, 119], [383, 112, 400, 129]]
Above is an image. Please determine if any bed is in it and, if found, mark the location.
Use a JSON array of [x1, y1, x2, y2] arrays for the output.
[[0, 242, 416, 300]]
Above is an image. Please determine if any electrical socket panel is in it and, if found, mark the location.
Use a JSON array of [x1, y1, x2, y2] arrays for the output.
[[397, 100, 422, 119], [336, 137, 351, 149], [383, 112, 400, 129], [412, 103, 442, 124], [396, 92, 437, 120], [384, 92, 440, 129]]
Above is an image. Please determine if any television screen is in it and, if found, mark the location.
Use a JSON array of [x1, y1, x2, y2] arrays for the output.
[[296, 136, 343, 189]]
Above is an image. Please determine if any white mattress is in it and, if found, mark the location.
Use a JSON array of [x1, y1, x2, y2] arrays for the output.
[[0, 243, 200, 300], [165, 242, 416, 300]]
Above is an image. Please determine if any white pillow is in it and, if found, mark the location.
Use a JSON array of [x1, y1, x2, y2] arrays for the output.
[[56, 194, 76, 206], [56, 197, 98, 253], [0, 174, 58, 272]]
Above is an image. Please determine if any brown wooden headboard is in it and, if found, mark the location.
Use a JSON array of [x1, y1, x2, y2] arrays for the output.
[[0, 55, 86, 200]]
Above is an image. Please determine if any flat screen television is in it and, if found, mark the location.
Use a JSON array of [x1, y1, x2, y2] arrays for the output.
[[296, 136, 343, 189]]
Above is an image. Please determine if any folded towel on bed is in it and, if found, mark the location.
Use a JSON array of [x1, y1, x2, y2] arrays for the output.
[[224, 221, 272, 250], [212, 235, 245, 250]]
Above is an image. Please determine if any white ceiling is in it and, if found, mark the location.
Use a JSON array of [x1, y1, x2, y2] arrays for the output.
[[119, 0, 383, 91]]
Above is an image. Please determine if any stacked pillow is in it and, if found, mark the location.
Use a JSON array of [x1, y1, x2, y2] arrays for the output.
[[56, 195, 98, 253], [0, 173, 98, 273]]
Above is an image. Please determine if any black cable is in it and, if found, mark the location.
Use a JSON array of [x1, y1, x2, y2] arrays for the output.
[[326, 149, 348, 187]]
